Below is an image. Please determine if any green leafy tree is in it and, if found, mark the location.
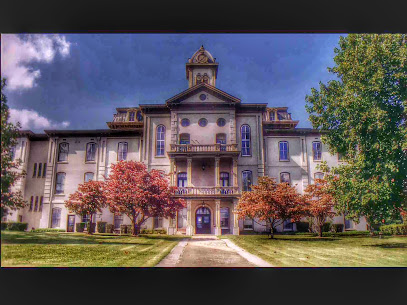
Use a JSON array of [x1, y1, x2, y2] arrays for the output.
[[1, 78, 26, 217], [306, 34, 407, 229]]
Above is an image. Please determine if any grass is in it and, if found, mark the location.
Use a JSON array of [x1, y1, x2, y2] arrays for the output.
[[221, 234, 407, 267], [1, 231, 188, 267]]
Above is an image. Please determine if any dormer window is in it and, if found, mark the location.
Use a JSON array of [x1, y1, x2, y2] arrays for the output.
[[129, 112, 135, 122], [136, 111, 143, 122]]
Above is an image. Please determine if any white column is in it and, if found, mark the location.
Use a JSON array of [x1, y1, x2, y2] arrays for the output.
[[215, 199, 221, 235], [186, 199, 193, 236], [215, 157, 220, 187], [187, 158, 192, 187], [233, 199, 240, 235], [232, 157, 238, 188]]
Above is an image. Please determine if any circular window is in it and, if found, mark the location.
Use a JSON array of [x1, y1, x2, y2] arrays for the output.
[[198, 118, 208, 127], [181, 118, 190, 127], [199, 94, 207, 101], [217, 118, 226, 127]]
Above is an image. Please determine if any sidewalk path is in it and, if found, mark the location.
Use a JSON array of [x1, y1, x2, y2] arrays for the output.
[[156, 235, 272, 267]]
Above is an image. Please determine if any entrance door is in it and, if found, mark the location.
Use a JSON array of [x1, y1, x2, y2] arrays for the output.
[[196, 207, 211, 234], [67, 215, 75, 232]]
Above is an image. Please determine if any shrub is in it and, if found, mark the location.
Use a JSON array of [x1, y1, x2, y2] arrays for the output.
[[295, 222, 309, 232], [380, 224, 407, 235], [154, 228, 167, 234], [126, 225, 133, 235], [106, 223, 114, 233], [88, 223, 96, 233], [141, 229, 153, 234], [76, 222, 86, 232], [323, 231, 370, 237], [120, 224, 128, 234], [97, 222, 107, 233], [331, 224, 344, 233], [2, 222, 28, 231], [322, 222, 332, 232], [32, 228, 65, 232]]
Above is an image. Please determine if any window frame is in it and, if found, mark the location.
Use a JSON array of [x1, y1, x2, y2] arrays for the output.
[[38, 163, 42, 178], [29, 196, 34, 211], [180, 118, 190, 127], [220, 172, 230, 187], [42, 163, 47, 178], [39, 196, 44, 212], [243, 216, 254, 230], [198, 118, 208, 127], [241, 125, 251, 157], [51, 207, 62, 228], [34, 196, 39, 212], [117, 142, 128, 161], [33, 163, 37, 178], [156, 125, 166, 156], [179, 133, 190, 145], [312, 141, 322, 161], [279, 141, 289, 161], [55, 172, 66, 195], [217, 118, 226, 127], [153, 217, 163, 229], [129, 111, 135, 122], [177, 172, 187, 188], [58, 142, 69, 162], [220, 207, 230, 229], [86, 142, 97, 162]]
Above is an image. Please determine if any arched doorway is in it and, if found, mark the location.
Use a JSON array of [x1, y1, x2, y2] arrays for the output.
[[196, 207, 211, 234]]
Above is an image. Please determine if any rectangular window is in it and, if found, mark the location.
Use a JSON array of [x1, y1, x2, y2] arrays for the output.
[[156, 126, 165, 156], [129, 112, 135, 122], [34, 196, 39, 212], [241, 125, 251, 156], [313, 141, 322, 161], [39, 196, 43, 212], [118, 142, 128, 161], [114, 214, 123, 230], [345, 219, 353, 230], [220, 208, 229, 228], [279, 141, 289, 161], [33, 163, 37, 178], [86, 143, 97, 162], [42, 163, 47, 178], [38, 163, 42, 178], [29, 196, 34, 211], [84, 172, 94, 182], [243, 217, 253, 230], [55, 173, 66, 194], [154, 217, 163, 229], [58, 143, 69, 162], [283, 219, 294, 231], [51, 208, 61, 228], [314, 172, 324, 180]]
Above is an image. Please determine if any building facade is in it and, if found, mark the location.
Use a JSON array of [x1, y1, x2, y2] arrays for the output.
[[5, 46, 367, 234]]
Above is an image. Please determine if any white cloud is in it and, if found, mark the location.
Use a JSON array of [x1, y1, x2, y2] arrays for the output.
[[9, 108, 70, 131], [1, 34, 72, 90]]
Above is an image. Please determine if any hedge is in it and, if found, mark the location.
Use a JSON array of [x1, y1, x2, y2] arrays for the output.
[[97, 222, 107, 233], [106, 223, 114, 233], [1, 222, 28, 231], [322, 231, 370, 237], [140, 228, 167, 234], [120, 224, 133, 234], [76, 222, 86, 232], [322, 222, 332, 232], [331, 224, 344, 233], [380, 224, 407, 235], [31, 228, 65, 232], [295, 222, 309, 232]]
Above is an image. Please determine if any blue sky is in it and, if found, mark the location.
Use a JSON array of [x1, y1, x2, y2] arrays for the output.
[[2, 34, 343, 131]]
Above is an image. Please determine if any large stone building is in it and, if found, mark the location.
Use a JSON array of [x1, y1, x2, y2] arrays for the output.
[[4, 46, 367, 234]]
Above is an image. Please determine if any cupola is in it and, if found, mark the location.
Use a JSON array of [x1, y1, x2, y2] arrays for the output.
[[186, 46, 219, 88]]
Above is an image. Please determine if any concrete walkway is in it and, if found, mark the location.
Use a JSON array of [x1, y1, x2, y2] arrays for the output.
[[156, 235, 272, 267]]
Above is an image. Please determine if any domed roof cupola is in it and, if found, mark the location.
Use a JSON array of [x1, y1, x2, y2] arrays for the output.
[[186, 45, 219, 88]]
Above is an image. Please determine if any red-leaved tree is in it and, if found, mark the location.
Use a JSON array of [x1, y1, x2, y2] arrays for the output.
[[64, 180, 107, 234], [236, 176, 306, 238], [104, 161, 185, 236], [304, 178, 336, 237]]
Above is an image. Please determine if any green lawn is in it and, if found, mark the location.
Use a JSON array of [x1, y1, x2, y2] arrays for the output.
[[221, 234, 407, 267], [1, 231, 187, 267]]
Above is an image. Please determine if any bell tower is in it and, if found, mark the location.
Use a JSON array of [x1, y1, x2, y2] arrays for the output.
[[186, 46, 219, 88]]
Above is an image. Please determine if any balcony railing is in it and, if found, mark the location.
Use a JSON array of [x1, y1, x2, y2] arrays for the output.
[[173, 186, 240, 196], [113, 115, 128, 122], [169, 144, 239, 153]]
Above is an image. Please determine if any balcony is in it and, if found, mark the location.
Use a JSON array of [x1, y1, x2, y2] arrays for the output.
[[107, 113, 144, 130], [263, 108, 299, 129], [172, 186, 240, 198], [168, 144, 240, 157]]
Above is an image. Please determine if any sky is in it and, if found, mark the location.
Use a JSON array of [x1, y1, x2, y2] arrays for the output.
[[1, 34, 343, 132]]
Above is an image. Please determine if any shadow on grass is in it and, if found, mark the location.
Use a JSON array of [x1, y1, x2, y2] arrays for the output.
[[364, 242, 407, 249], [271, 237, 338, 242]]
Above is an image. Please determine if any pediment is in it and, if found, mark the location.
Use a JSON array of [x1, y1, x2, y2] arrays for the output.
[[166, 83, 240, 105]]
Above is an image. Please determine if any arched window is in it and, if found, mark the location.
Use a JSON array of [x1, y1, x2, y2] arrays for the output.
[[241, 125, 251, 156], [86, 142, 97, 162], [58, 142, 69, 162], [117, 142, 128, 161], [177, 172, 187, 188], [203, 73, 209, 84], [279, 141, 289, 161], [179, 133, 190, 145], [156, 125, 166, 156], [196, 73, 202, 84], [84, 172, 94, 182], [242, 170, 252, 191], [280, 172, 291, 184]]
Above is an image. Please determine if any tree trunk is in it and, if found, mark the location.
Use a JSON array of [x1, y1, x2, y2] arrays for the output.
[[269, 225, 274, 239], [87, 214, 93, 235], [319, 224, 323, 238]]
